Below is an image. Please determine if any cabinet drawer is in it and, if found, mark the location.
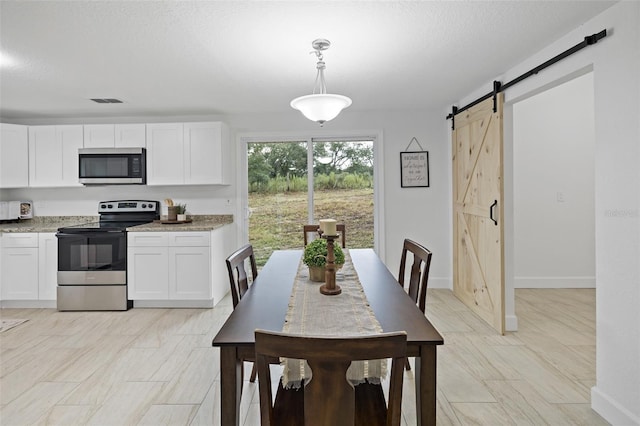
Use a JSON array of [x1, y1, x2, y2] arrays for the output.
[[168, 232, 210, 247], [128, 232, 169, 247], [2, 233, 39, 248]]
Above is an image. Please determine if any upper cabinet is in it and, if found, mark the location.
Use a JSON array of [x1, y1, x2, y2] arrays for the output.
[[147, 121, 229, 186], [83, 124, 145, 148], [28, 125, 83, 187], [146, 123, 184, 185], [1, 120, 228, 189], [0, 123, 29, 188]]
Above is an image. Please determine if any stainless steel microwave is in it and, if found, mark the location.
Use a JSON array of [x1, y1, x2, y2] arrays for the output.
[[78, 147, 146, 185]]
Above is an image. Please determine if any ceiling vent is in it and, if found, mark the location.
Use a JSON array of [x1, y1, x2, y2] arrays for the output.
[[90, 98, 123, 104]]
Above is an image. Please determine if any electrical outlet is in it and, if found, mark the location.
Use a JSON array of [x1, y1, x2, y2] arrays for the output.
[[556, 192, 565, 203]]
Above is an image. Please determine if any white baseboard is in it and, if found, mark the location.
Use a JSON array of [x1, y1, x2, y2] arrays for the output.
[[591, 386, 640, 425], [515, 276, 595, 288], [428, 277, 452, 289], [133, 300, 213, 308], [505, 314, 519, 332]]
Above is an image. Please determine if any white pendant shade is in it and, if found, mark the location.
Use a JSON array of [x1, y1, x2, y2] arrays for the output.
[[290, 93, 352, 124], [291, 39, 352, 125]]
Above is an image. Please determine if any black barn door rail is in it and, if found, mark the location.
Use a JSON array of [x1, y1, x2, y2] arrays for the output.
[[446, 29, 607, 130]]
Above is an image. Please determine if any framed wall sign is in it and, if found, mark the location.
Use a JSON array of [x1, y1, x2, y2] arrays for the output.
[[400, 150, 429, 188]]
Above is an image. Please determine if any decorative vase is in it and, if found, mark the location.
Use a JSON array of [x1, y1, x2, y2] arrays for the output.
[[177, 214, 187, 222], [167, 206, 179, 221], [308, 266, 325, 282], [308, 264, 343, 282]]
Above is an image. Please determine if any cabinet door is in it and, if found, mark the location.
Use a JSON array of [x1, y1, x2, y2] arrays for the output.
[[83, 124, 115, 148], [1, 247, 39, 300], [169, 246, 211, 300], [28, 126, 62, 187], [146, 123, 184, 185], [58, 125, 84, 186], [0, 123, 29, 188], [183, 122, 227, 184], [115, 124, 146, 148], [29, 125, 83, 187], [38, 233, 58, 300], [128, 246, 169, 299]]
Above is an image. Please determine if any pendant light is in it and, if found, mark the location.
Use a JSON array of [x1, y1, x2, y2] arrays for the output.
[[290, 39, 352, 126]]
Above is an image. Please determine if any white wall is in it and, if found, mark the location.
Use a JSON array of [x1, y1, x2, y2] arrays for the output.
[[455, 2, 640, 423], [513, 72, 595, 288]]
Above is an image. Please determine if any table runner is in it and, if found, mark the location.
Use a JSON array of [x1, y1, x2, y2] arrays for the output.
[[281, 249, 386, 389]]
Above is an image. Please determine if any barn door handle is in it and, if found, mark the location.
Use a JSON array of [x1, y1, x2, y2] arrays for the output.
[[489, 200, 498, 226]]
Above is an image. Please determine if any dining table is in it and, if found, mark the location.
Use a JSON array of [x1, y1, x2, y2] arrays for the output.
[[212, 248, 444, 426]]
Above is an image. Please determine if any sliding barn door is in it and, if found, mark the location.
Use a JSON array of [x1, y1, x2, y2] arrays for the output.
[[452, 95, 505, 334]]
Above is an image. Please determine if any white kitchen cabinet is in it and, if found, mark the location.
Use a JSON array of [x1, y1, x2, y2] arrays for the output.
[[128, 245, 169, 299], [0, 232, 59, 304], [146, 123, 184, 185], [28, 125, 83, 187], [0, 123, 29, 188], [1, 233, 39, 300], [183, 122, 229, 185], [38, 233, 58, 301], [83, 124, 115, 148], [128, 231, 212, 303], [169, 246, 211, 299], [83, 124, 146, 148], [146, 121, 229, 185]]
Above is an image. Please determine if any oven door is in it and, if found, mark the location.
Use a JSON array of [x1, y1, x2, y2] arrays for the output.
[[57, 231, 127, 285]]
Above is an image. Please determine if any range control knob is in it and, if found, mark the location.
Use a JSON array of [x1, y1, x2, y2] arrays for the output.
[[107, 204, 113, 209], [141, 203, 147, 208], [100, 204, 106, 209]]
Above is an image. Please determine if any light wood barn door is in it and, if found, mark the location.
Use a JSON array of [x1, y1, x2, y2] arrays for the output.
[[452, 95, 505, 334]]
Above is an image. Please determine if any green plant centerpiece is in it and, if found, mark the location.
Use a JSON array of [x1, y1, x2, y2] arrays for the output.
[[303, 238, 345, 282]]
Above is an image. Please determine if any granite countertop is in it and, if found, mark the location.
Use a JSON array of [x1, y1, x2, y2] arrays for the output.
[[0, 215, 233, 233], [128, 215, 233, 232], [0, 216, 98, 233]]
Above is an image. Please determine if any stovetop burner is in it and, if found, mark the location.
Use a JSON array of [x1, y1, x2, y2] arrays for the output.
[[57, 200, 160, 233]]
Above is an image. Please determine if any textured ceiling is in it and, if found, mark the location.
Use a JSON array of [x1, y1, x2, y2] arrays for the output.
[[0, 1, 616, 120]]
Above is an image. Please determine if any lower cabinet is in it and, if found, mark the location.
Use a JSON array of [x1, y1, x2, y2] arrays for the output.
[[128, 230, 222, 306], [0, 232, 57, 306]]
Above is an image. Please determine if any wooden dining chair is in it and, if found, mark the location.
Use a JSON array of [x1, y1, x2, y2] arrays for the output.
[[255, 330, 407, 426], [303, 224, 346, 248], [398, 238, 432, 370], [226, 244, 259, 382]]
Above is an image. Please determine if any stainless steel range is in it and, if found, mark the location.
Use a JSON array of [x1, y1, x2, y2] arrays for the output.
[[56, 200, 159, 311]]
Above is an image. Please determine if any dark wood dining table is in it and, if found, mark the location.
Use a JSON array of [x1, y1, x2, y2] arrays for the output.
[[212, 249, 444, 426]]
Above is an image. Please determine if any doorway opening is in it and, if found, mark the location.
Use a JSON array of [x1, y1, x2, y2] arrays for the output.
[[512, 72, 595, 291]]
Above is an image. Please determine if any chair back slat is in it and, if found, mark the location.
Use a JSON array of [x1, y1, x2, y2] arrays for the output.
[[398, 238, 432, 313], [225, 244, 258, 308]]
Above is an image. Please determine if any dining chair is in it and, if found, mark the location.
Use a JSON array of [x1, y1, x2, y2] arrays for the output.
[[226, 244, 259, 382], [303, 224, 346, 248], [398, 238, 432, 370], [255, 330, 407, 426]]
